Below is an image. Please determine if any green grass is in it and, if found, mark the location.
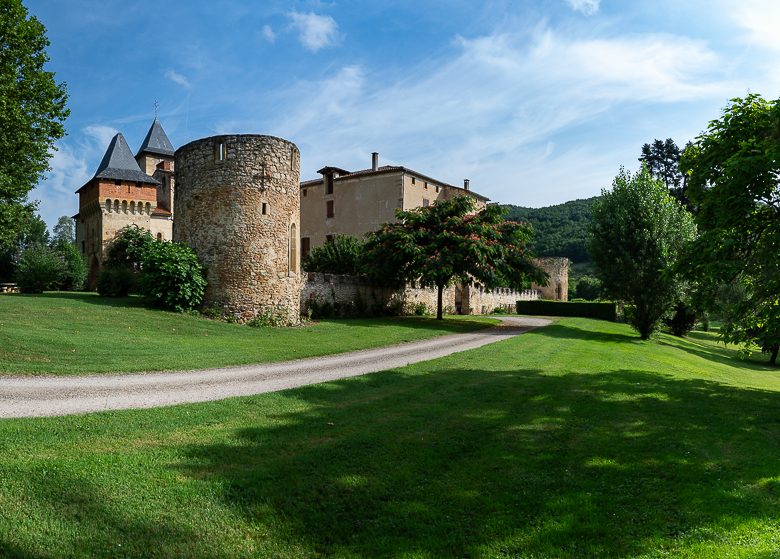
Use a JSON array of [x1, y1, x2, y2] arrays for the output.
[[0, 292, 495, 375], [1, 318, 778, 557]]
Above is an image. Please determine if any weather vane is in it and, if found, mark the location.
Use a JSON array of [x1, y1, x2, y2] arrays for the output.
[[153, 100, 159, 120]]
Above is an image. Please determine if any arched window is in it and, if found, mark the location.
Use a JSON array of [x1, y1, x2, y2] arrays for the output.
[[146, 202, 151, 214], [105, 199, 111, 212], [122, 200, 128, 213], [157, 232, 163, 241], [130, 201, 136, 214], [137, 202, 144, 215], [289, 223, 297, 274], [113, 200, 119, 213]]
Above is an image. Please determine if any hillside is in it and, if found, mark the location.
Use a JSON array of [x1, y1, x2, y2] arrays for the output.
[[502, 197, 598, 263]]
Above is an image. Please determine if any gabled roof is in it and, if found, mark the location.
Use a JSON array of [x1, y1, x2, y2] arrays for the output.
[[301, 165, 490, 201], [137, 119, 174, 157], [92, 133, 159, 185]]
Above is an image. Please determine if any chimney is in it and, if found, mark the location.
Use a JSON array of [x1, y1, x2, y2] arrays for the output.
[[371, 152, 379, 171], [464, 178, 470, 190]]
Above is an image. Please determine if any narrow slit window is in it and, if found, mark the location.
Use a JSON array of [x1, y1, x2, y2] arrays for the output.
[[216, 141, 226, 161], [326, 200, 334, 218], [262, 202, 268, 215]]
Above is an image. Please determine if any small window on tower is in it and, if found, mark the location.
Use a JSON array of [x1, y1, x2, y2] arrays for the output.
[[422, 198, 430, 207], [326, 200, 334, 218], [411, 177, 416, 185], [302, 189, 307, 197], [215, 141, 226, 162], [262, 202, 268, 215], [326, 175, 334, 195], [326, 234, 334, 243], [157, 233, 163, 241]]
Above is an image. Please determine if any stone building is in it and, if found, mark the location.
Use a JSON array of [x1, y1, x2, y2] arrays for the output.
[[173, 134, 302, 325], [74, 119, 175, 286], [299, 152, 489, 259]]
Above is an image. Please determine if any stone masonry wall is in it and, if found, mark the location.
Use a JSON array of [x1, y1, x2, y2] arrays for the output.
[[302, 273, 539, 316], [532, 257, 570, 301], [174, 134, 302, 325]]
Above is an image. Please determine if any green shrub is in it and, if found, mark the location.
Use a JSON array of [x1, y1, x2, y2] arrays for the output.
[[303, 235, 366, 275], [516, 300, 618, 321], [492, 306, 509, 314], [139, 241, 206, 312], [96, 266, 136, 297], [15, 244, 61, 293], [665, 301, 698, 337], [573, 275, 603, 301], [53, 240, 86, 291], [413, 302, 431, 316]]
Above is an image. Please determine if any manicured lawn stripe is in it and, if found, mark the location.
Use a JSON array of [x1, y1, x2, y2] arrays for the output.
[[0, 317, 777, 557], [0, 292, 495, 375]]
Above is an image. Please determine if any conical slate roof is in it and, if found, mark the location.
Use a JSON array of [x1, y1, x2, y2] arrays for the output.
[[137, 119, 174, 157], [94, 133, 158, 184]]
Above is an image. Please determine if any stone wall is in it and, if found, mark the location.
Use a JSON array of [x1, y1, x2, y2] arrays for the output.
[[532, 257, 570, 301], [174, 134, 303, 325], [301, 273, 539, 316]]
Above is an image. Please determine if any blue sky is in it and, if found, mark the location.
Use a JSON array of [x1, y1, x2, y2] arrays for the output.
[[29, 0, 780, 227]]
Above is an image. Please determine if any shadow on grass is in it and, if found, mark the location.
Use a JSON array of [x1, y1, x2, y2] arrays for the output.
[[531, 320, 640, 344], [24, 291, 147, 309], [175, 365, 779, 558], [660, 332, 774, 371]]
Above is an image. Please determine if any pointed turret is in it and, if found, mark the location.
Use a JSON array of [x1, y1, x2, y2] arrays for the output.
[[137, 119, 174, 158], [93, 133, 159, 184]]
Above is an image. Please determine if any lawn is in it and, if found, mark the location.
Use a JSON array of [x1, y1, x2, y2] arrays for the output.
[[0, 292, 495, 375], [0, 317, 778, 558]]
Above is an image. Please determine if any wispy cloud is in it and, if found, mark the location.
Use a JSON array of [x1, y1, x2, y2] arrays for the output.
[[728, 0, 780, 52], [261, 24, 276, 43], [566, 0, 600, 16], [265, 25, 727, 191], [288, 11, 340, 52], [33, 125, 119, 227], [165, 69, 191, 89]]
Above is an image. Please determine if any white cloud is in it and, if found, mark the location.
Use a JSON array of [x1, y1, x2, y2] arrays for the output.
[[257, 23, 730, 205], [566, 0, 600, 15], [165, 69, 191, 89], [261, 24, 276, 43], [288, 11, 340, 52], [728, 0, 780, 52], [32, 124, 119, 227]]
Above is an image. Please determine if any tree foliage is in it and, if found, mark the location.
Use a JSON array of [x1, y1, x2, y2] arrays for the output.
[[639, 138, 693, 207], [589, 167, 696, 339], [365, 196, 546, 319], [680, 94, 780, 365], [14, 243, 61, 293], [502, 197, 596, 263], [0, 0, 69, 251], [303, 235, 366, 275], [139, 240, 206, 312]]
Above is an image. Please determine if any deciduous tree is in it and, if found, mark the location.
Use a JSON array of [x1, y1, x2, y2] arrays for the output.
[[365, 196, 546, 320], [0, 0, 69, 251], [589, 166, 696, 339], [680, 94, 780, 365]]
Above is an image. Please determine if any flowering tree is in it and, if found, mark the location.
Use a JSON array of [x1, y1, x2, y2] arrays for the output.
[[364, 196, 546, 319]]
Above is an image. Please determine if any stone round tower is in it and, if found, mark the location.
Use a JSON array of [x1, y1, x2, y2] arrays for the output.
[[174, 135, 302, 325]]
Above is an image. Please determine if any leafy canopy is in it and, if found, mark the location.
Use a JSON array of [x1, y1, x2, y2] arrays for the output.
[[303, 234, 366, 276], [0, 0, 69, 251], [680, 93, 780, 365], [365, 196, 546, 319], [589, 166, 696, 339]]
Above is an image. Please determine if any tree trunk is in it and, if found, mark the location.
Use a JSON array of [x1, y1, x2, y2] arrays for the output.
[[770, 343, 779, 367], [436, 283, 443, 320]]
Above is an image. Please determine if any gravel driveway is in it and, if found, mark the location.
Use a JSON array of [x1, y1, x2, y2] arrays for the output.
[[0, 316, 551, 419]]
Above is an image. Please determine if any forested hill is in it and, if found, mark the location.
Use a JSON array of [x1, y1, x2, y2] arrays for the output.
[[501, 197, 598, 263]]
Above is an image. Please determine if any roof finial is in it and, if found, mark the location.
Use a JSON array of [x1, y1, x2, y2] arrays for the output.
[[153, 100, 159, 120]]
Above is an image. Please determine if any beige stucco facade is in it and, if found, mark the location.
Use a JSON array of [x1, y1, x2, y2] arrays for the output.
[[299, 157, 488, 257]]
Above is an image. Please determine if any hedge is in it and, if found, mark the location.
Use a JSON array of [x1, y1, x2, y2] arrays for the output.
[[516, 300, 618, 321]]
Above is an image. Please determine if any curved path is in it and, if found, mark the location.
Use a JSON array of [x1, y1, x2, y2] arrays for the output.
[[0, 317, 551, 419]]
